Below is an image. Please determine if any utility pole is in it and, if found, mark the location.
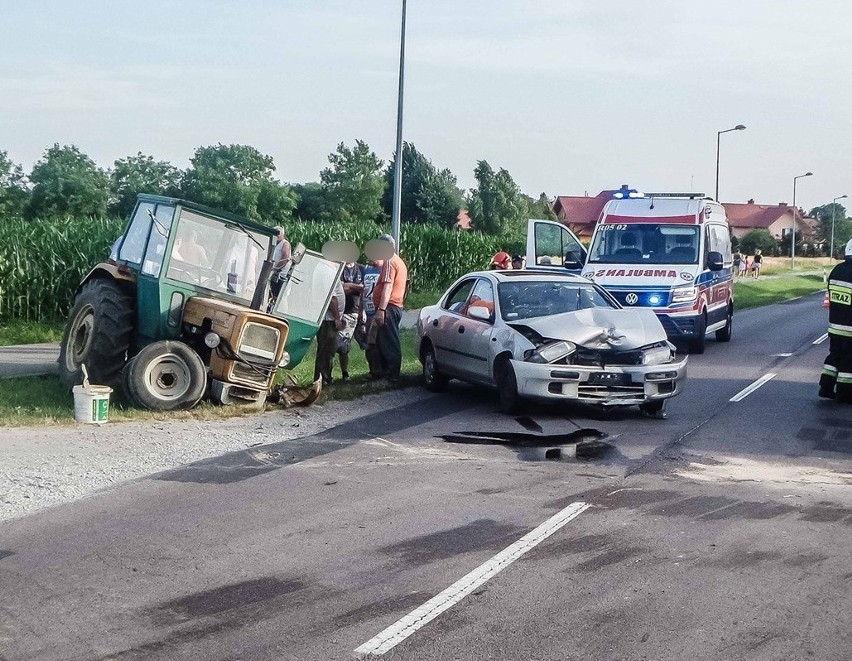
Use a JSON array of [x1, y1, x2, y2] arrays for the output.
[[390, 0, 407, 249]]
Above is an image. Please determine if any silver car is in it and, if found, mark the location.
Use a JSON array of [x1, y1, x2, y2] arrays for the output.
[[417, 270, 688, 416]]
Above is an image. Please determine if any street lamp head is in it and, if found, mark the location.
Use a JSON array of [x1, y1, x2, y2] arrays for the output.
[[805, 171, 813, 176], [734, 124, 746, 130]]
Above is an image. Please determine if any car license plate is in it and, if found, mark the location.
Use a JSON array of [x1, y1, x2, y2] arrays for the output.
[[588, 372, 631, 386]]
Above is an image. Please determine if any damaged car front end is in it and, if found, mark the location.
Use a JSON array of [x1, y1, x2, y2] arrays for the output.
[[509, 307, 687, 413]]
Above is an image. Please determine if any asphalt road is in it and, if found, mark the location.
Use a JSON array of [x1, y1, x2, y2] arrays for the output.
[[0, 343, 59, 378], [2, 292, 851, 661]]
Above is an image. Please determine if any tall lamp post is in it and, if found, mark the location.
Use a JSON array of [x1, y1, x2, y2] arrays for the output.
[[791, 171, 813, 268], [390, 0, 407, 249], [830, 194, 848, 261], [715, 124, 746, 201]]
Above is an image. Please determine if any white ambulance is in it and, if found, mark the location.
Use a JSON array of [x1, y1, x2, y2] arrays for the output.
[[526, 192, 734, 353]]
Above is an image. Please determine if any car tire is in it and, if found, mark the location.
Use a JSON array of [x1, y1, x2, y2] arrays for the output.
[[715, 304, 733, 342], [58, 278, 134, 389], [497, 359, 521, 414], [689, 312, 707, 354], [422, 345, 449, 392], [639, 400, 666, 418], [123, 340, 207, 411]]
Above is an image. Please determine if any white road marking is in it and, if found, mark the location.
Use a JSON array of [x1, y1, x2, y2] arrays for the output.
[[729, 373, 777, 402], [353, 501, 590, 657], [813, 333, 829, 345], [770, 353, 793, 357]]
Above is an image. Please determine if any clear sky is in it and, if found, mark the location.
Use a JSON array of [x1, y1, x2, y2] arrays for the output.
[[2, 1, 850, 210]]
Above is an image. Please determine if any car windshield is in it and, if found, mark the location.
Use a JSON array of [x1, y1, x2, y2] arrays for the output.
[[165, 209, 271, 304], [588, 224, 700, 264], [498, 281, 614, 321]]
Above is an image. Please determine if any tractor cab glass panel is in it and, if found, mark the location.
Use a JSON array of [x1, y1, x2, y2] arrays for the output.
[[120, 202, 176, 268], [140, 205, 176, 276], [588, 224, 700, 265], [164, 209, 270, 304], [273, 252, 340, 326]]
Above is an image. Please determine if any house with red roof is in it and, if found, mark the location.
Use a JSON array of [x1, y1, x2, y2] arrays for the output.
[[723, 199, 819, 247]]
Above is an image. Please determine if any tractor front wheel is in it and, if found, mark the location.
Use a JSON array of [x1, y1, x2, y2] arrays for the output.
[[123, 340, 207, 411], [58, 278, 134, 388]]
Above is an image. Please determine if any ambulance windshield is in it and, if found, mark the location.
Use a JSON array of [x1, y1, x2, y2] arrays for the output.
[[588, 224, 700, 265]]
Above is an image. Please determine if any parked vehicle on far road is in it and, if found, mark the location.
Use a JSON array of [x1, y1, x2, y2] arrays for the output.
[[417, 270, 687, 416]]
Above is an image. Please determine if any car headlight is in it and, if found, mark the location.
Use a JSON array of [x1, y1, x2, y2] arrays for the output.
[[642, 342, 674, 365], [278, 351, 291, 368], [672, 286, 698, 303], [527, 340, 576, 364]]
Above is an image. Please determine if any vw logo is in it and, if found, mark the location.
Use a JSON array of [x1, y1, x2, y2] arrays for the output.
[[625, 293, 639, 305]]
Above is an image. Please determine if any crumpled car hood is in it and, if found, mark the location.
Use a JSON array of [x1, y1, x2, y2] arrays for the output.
[[509, 308, 666, 350]]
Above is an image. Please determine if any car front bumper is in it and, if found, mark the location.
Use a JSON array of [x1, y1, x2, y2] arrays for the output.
[[511, 356, 688, 406]]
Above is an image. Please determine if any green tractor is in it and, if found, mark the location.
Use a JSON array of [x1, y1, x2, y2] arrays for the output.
[[58, 194, 343, 410]]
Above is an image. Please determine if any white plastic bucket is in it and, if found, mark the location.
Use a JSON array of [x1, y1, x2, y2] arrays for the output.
[[73, 385, 113, 424]]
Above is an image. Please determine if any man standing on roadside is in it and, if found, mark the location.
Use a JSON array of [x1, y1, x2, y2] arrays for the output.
[[372, 233, 408, 384], [268, 226, 292, 307], [820, 238, 852, 403]]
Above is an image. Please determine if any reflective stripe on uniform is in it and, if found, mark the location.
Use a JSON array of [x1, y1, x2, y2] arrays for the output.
[[829, 280, 852, 290], [823, 364, 838, 376], [838, 373, 852, 384], [828, 323, 852, 337]]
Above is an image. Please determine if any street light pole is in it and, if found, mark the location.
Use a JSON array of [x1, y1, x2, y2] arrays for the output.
[[390, 0, 407, 250], [791, 171, 813, 268], [830, 194, 848, 262], [714, 124, 746, 201]]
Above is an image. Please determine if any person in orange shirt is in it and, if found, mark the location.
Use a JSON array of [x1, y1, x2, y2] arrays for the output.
[[373, 233, 409, 383]]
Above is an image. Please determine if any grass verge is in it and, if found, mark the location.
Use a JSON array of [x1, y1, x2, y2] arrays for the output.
[[0, 320, 64, 346], [0, 330, 423, 426], [734, 273, 824, 310]]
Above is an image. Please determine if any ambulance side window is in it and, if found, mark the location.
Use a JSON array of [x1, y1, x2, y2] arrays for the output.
[[706, 224, 732, 267]]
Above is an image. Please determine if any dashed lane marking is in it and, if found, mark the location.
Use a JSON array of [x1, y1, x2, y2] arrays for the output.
[[353, 501, 590, 657], [813, 333, 829, 345], [729, 373, 777, 402]]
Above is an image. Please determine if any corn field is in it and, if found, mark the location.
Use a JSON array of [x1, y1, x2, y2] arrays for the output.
[[0, 216, 124, 322], [0, 216, 523, 322]]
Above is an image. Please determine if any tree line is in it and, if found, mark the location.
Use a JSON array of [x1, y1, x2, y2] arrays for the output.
[[0, 142, 556, 234]]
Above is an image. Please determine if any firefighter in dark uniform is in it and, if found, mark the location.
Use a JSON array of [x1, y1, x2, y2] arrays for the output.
[[819, 238, 852, 402]]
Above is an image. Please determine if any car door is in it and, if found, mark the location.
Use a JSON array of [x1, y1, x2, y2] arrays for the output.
[[526, 219, 587, 274], [453, 277, 497, 381], [430, 278, 477, 376]]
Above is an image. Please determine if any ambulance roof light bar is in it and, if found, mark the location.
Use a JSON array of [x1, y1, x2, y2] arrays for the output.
[[612, 191, 645, 199], [643, 192, 707, 199]]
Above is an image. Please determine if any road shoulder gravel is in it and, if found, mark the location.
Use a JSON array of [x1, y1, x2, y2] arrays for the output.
[[0, 388, 426, 522]]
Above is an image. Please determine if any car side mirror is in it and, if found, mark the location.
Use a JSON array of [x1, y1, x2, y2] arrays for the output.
[[707, 251, 724, 271], [563, 251, 582, 270], [468, 305, 492, 322]]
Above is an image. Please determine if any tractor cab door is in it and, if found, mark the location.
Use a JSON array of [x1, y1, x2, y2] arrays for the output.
[[270, 245, 344, 368], [525, 219, 587, 274], [116, 200, 178, 344]]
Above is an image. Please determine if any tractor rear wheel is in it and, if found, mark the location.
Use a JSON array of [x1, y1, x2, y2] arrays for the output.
[[123, 340, 207, 411], [58, 278, 134, 389]]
